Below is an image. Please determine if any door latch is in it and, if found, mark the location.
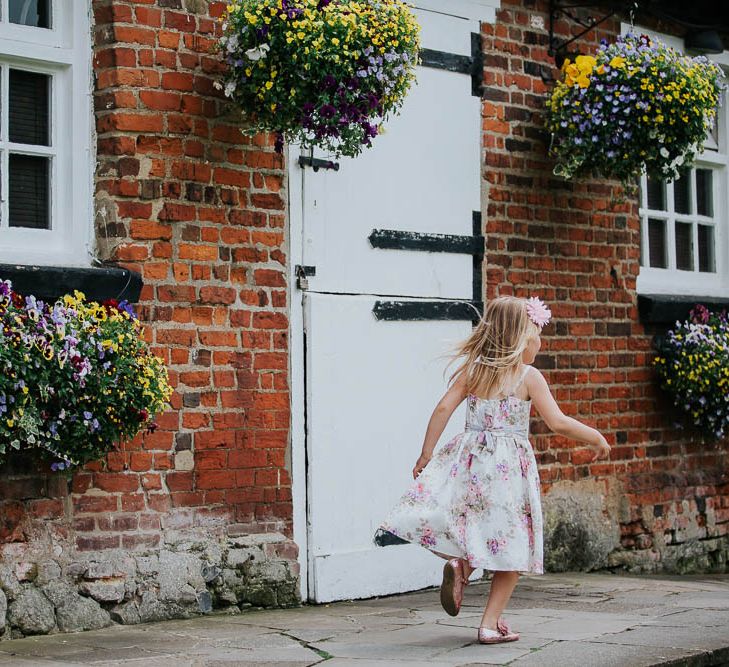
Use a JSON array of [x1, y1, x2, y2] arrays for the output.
[[295, 265, 316, 290]]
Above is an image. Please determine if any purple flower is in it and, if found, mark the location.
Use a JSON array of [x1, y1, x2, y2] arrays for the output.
[[274, 132, 285, 154], [117, 300, 137, 319], [320, 104, 336, 119]]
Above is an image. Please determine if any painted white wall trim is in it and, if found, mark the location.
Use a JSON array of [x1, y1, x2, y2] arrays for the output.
[[288, 144, 309, 602]]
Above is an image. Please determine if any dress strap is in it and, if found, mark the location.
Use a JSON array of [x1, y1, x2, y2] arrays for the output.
[[509, 365, 531, 395]]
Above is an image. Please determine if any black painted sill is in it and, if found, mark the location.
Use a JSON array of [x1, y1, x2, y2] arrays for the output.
[[0, 264, 143, 303], [638, 293, 729, 326]]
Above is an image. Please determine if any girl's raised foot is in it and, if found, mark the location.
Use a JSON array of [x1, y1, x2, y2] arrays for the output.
[[440, 558, 465, 616]]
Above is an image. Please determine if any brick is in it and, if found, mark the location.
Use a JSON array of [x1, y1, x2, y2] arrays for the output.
[[214, 167, 249, 188], [252, 312, 288, 329], [76, 535, 121, 551], [254, 269, 286, 287], [159, 202, 196, 222], [198, 330, 238, 347], [178, 244, 217, 260], [196, 470, 237, 490], [199, 286, 237, 304], [164, 10, 196, 31], [228, 449, 268, 468], [94, 473, 141, 493], [130, 220, 172, 240], [98, 112, 164, 133], [113, 26, 157, 45], [135, 6, 163, 26], [139, 90, 182, 111], [162, 71, 194, 91]]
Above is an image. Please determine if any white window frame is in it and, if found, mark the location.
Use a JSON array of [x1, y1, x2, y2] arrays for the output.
[[0, 0, 93, 267], [627, 24, 729, 297]]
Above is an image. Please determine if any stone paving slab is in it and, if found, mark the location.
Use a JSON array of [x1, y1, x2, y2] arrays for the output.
[[0, 573, 727, 666], [500, 641, 704, 667]]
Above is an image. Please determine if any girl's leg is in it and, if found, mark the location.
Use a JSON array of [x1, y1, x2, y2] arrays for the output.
[[480, 571, 519, 630]]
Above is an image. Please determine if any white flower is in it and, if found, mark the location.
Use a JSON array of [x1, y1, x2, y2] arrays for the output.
[[245, 43, 270, 61], [226, 34, 239, 53], [660, 147, 670, 158], [213, 80, 223, 90], [224, 80, 237, 97], [670, 153, 685, 169]]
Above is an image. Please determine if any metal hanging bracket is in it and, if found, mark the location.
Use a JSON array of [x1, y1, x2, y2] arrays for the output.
[[548, 0, 628, 64], [299, 155, 340, 172]]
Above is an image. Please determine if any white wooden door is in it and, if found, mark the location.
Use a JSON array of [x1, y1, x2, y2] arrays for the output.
[[291, 3, 488, 603]]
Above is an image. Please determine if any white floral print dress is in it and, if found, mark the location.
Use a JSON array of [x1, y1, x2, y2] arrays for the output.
[[376, 366, 544, 574]]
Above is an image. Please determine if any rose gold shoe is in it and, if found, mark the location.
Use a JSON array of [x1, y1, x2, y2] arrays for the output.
[[440, 558, 464, 617], [477, 619, 520, 644]]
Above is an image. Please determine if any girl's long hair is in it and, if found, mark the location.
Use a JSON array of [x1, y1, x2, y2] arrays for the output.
[[449, 296, 539, 398]]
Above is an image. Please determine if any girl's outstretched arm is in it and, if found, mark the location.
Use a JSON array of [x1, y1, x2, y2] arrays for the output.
[[525, 367, 611, 461], [412, 372, 468, 479]]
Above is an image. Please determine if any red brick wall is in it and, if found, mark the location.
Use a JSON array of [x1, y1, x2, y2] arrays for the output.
[[91, 0, 293, 546], [1, 0, 292, 553], [482, 0, 728, 568]]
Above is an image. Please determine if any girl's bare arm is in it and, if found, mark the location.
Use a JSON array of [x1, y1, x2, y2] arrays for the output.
[[525, 367, 610, 460], [413, 373, 468, 478]]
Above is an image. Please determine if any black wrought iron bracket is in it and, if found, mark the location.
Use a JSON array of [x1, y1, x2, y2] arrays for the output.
[[298, 155, 340, 172], [548, 0, 627, 60]]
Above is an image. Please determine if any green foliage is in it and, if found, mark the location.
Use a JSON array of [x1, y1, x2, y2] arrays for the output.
[[217, 0, 420, 157], [0, 282, 172, 470]]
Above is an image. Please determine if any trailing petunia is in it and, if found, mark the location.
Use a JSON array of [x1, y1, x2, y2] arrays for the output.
[[546, 33, 725, 184], [0, 282, 173, 470], [216, 0, 420, 157], [653, 305, 729, 440]]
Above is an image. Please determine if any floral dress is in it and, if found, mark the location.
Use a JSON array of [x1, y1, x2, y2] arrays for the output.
[[375, 366, 544, 574]]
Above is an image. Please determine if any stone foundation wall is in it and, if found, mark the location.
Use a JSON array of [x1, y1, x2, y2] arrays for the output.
[[0, 519, 299, 639]]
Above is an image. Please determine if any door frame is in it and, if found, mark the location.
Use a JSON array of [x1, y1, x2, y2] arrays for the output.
[[288, 145, 310, 601]]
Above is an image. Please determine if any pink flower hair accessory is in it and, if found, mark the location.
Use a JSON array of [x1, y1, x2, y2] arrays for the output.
[[526, 296, 551, 329]]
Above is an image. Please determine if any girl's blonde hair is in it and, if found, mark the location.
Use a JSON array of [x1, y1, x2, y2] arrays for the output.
[[449, 296, 540, 398]]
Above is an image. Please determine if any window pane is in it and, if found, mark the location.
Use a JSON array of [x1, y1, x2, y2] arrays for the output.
[[696, 169, 713, 217], [647, 218, 667, 268], [9, 154, 50, 229], [9, 0, 51, 28], [646, 177, 665, 210], [9, 69, 50, 146], [698, 225, 715, 273], [675, 222, 693, 271], [673, 171, 690, 214]]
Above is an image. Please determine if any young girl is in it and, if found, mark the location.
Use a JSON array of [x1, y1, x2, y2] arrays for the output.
[[375, 296, 611, 645]]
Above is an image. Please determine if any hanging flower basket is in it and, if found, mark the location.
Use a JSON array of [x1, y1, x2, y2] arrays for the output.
[[216, 0, 420, 157], [546, 33, 724, 184], [0, 282, 172, 471], [654, 305, 729, 440]]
